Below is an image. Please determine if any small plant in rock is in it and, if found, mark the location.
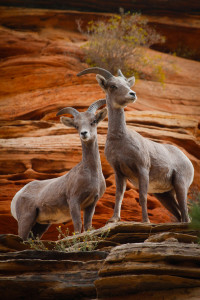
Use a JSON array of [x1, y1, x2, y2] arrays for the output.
[[24, 226, 110, 252], [24, 231, 49, 251], [78, 10, 165, 79], [189, 188, 200, 240]]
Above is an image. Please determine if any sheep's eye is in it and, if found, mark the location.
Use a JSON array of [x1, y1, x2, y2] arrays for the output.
[[74, 125, 79, 129], [91, 120, 97, 126], [110, 85, 117, 89]]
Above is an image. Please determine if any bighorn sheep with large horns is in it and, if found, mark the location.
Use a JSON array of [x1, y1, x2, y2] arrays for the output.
[[77, 67, 194, 223], [11, 99, 107, 240]]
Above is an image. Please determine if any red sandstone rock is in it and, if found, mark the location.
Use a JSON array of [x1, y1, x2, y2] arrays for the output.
[[1, 5, 200, 60]]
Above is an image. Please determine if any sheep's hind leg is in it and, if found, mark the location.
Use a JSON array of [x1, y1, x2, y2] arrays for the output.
[[173, 176, 190, 222], [29, 223, 50, 239], [18, 208, 38, 241], [154, 190, 181, 222]]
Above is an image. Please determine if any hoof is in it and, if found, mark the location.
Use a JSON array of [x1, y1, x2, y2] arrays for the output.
[[182, 219, 191, 224], [106, 216, 120, 224], [143, 219, 150, 223]]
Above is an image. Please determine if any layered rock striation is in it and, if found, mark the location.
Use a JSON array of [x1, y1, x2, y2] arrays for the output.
[[0, 222, 200, 299]]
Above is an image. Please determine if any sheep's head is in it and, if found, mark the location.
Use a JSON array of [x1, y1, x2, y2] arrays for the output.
[[57, 99, 107, 142], [77, 67, 137, 109]]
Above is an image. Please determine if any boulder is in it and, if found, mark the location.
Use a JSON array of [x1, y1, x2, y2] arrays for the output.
[[0, 248, 108, 299], [95, 241, 200, 299]]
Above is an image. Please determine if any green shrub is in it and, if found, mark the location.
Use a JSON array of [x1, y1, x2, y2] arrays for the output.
[[189, 188, 200, 235], [79, 11, 165, 78]]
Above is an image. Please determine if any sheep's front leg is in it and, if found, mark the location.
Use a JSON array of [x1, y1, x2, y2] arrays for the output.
[[84, 195, 98, 231], [138, 168, 150, 223], [107, 172, 127, 223], [69, 201, 82, 233]]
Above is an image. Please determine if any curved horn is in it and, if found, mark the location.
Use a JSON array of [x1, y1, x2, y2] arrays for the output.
[[87, 99, 106, 114], [56, 107, 79, 117], [117, 69, 126, 78], [77, 67, 113, 80]]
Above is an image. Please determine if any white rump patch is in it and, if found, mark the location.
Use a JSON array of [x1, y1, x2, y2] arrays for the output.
[[10, 186, 26, 220]]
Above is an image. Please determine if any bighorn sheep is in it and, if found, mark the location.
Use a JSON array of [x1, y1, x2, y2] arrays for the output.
[[77, 67, 194, 223], [11, 100, 107, 240]]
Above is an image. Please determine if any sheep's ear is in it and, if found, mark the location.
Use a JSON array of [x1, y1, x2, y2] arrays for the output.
[[61, 116, 75, 128], [95, 107, 107, 124], [127, 76, 135, 87], [96, 74, 107, 90]]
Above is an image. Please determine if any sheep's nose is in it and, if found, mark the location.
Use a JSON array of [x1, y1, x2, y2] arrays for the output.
[[81, 131, 88, 137], [129, 92, 136, 98]]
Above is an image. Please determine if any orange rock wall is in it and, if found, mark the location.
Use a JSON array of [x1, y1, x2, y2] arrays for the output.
[[1, 6, 200, 60], [2, 0, 200, 14], [0, 7, 199, 240]]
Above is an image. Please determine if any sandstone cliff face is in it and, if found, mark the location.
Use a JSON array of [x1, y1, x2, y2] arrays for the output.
[[0, 7, 200, 240], [1, 5, 200, 61]]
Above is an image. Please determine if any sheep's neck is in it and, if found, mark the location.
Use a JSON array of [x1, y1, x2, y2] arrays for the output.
[[81, 138, 102, 171], [107, 99, 126, 137]]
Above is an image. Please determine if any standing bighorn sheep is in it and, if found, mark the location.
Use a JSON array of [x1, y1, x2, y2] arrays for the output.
[[77, 67, 194, 223], [11, 100, 107, 240]]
